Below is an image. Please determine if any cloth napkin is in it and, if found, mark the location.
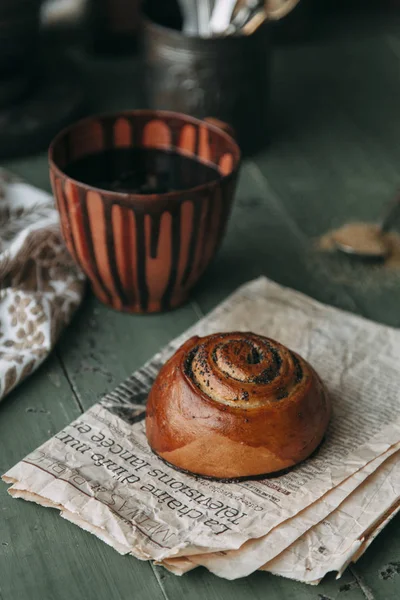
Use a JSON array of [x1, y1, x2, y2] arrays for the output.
[[0, 169, 85, 400]]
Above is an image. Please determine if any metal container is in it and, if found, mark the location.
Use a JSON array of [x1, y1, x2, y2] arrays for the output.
[[141, 4, 271, 154]]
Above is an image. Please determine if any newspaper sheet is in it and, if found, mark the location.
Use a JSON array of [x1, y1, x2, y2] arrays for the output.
[[3, 277, 400, 581], [263, 450, 400, 582], [184, 444, 400, 578]]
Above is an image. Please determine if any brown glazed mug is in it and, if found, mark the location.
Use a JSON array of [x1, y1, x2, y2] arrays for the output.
[[49, 110, 241, 313]]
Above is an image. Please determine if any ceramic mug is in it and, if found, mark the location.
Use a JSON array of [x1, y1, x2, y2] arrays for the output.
[[49, 110, 241, 313]]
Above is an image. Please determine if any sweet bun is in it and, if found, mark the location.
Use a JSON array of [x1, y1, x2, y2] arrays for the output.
[[145, 332, 331, 480]]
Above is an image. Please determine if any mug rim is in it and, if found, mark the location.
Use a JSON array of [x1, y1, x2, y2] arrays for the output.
[[48, 108, 241, 203]]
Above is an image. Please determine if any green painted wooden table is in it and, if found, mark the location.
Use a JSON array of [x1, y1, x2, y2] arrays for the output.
[[2, 13, 400, 600]]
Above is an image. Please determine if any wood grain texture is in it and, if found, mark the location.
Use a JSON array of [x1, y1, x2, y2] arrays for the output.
[[2, 13, 400, 600], [56, 293, 199, 411], [354, 516, 400, 600], [154, 565, 366, 600]]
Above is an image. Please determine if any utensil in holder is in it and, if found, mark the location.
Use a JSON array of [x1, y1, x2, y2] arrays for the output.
[[141, 1, 271, 155]]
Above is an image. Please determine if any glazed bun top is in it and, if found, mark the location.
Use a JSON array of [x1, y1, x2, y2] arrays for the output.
[[187, 331, 307, 408]]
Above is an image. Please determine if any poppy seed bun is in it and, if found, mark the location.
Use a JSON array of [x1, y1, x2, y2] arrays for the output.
[[146, 332, 331, 480]]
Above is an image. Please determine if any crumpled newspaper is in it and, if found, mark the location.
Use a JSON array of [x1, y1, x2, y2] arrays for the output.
[[0, 170, 85, 400], [3, 276, 400, 584]]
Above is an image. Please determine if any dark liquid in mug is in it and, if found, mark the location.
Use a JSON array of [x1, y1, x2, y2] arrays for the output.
[[65, 148, 220, 194]]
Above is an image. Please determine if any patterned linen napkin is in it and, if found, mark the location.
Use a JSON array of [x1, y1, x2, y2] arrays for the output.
[[0, 170, 85, 400]]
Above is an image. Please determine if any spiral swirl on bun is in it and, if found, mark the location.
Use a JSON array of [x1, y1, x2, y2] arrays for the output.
[[146, 332, 331, 480], [186, 332, 306, 408]]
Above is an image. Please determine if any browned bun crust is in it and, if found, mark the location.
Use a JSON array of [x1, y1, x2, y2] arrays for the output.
[[145, 332, 331, 480]]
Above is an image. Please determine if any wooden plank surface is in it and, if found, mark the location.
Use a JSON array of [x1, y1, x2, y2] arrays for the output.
[[2, 12, 400, 600]]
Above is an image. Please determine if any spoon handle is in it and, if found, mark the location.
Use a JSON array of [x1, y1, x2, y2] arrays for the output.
[[209, 0, 237, 34], [380, 194, 400, 233], [197, 0, 213, 36], [179, 0, 199, 34]]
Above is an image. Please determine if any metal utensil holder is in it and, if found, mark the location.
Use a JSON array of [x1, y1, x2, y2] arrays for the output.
[[141, 2, 271, 154]]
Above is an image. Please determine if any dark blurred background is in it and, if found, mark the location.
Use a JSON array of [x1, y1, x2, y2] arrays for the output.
[[1, 0, 400, 159]]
